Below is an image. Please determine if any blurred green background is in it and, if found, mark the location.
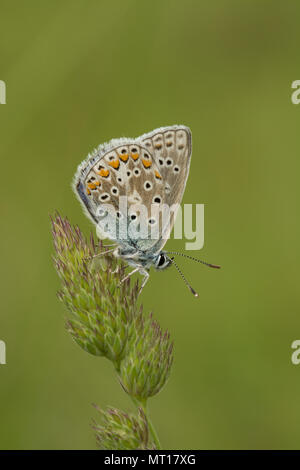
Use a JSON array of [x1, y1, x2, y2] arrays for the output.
[[1, 0, 300, 449]]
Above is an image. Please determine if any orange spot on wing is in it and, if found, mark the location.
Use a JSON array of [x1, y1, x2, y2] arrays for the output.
[[87, 182, 99, 190], [142, 159, 152, 168], [108, 159, 120, 169], [131, 152, 139, 161], [155, 171, 162, 179], [119, 153, 129, 162], [97, 169, 110, 177]]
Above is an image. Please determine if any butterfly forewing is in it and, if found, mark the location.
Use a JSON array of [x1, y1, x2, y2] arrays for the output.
[[139, 125, 192, 248]]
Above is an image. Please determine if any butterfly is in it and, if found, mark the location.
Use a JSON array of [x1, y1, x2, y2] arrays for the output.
[[73, 125, 220, 296]]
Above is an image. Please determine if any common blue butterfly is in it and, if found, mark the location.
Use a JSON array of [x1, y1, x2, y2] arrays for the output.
[[73, 125, 219, 295]]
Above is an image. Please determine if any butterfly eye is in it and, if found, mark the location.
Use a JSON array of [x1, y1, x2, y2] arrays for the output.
[[148, 218, 156, 225], [134, 169, 141, 177], [100, 193, 110, 201], [121, 148, 127, 154], [166, 158, 173, 166], [130, 214, 137, 221], [127, 170, 131, 177], [157, 254, 166, 267], [173, 166, 180, 173], [153, 196, 161, 204], [116, 211, 122, 219], [117, 177, 123, 183], [158, 158, 164, 166], [144, 181, 153, 191]]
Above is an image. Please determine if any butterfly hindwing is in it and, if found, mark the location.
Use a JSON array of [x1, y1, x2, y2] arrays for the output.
[[74, 139, 165, 245]]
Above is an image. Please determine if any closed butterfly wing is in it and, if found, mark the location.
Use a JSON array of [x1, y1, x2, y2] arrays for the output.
[[139, 125, 192, 249], [73, 125, 191, 254]]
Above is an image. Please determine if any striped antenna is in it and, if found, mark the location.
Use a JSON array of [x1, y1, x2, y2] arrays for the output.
[[165, 252, 221, 269], [168, 257, 199, 298]]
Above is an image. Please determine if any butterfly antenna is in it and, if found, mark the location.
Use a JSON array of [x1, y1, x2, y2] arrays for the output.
[[166, 252, 221, 269], [168, 257, 199, 298]]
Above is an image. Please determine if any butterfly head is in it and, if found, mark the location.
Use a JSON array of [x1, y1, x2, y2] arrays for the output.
[[154, 251, 221, 297]]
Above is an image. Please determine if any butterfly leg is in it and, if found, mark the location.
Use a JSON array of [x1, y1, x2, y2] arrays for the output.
[[111, 263, 126, 275], [138, 269, 150, 295], [119, 267, 139, 285], [84, 248, 115, 262]]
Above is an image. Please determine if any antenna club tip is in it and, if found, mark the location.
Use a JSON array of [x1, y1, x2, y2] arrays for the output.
[[210, 264, 221, 269], [190, 288, 199, 297]]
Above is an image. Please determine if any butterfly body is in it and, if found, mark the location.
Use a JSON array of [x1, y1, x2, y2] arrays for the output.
[[114, 245, 171, 270], [73, 125, 192, 291]]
